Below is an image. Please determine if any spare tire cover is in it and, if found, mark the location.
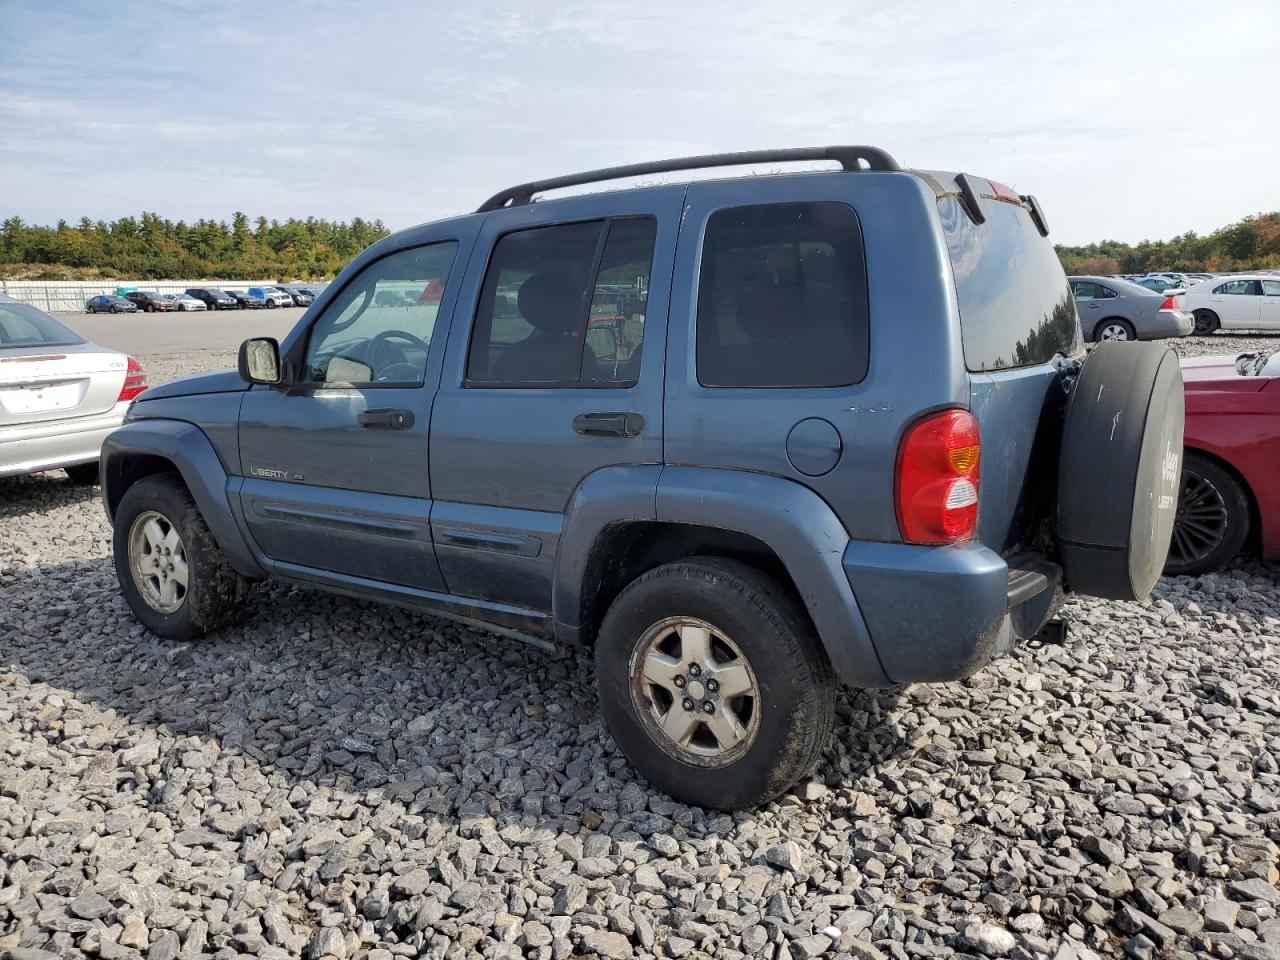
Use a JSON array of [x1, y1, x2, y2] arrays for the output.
[[1057, 342, 1184, 601]]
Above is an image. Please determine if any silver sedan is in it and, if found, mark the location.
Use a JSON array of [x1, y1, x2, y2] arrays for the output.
[[1069, 276, 1194, 342], [0, 295, 147, 483]]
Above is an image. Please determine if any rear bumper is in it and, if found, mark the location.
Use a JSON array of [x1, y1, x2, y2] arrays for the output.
[[1143, 310, 1194, 339], [0, 402, 128, 478], [843, 541, 1060, 684]]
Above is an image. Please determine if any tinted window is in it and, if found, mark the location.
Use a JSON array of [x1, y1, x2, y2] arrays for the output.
[[940, 194, 1079, 371], [0, 303, 84, 349], [303, 242, 458, 385], [1217, 279, 1261, 296], [467, 217, 656, 386], [696, 202, 868, 388]]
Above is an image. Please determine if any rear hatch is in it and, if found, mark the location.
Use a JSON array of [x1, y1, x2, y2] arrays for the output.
[[0, 343, 127, 427], [936, 183, 1082, 556]]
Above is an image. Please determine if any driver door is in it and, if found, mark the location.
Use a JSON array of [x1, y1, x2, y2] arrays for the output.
[[237, 238, 466, 590]]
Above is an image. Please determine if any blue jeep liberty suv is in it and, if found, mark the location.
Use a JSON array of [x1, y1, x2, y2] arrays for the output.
[[102, 147, 1184, 809]]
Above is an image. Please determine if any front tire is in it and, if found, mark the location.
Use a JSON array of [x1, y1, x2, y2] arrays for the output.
[[113, 473, 250, 639], [1095, 318, 1136, 342], [1193, 310, 1220, 335], [595, 558, 834, 810], [1165, 453, 1250, 576]]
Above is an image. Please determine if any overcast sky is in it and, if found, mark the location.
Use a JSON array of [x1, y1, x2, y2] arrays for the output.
[[2, 0, 1277, 246]]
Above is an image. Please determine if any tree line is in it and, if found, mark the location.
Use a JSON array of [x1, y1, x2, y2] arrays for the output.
[[1056, 211, 1280, 277], [0, 213, 391, 281], [3, 208, 1278, 282]]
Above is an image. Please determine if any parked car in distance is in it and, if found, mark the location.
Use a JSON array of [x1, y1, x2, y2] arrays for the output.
[[1182, 275, 1280, 335], [185, 288, 239, 311], [276, 286, 314, 307], [226, 290, 266, 309], [1131, 275, 1182, 294], [1068, 276, 1193, 342], [100, 146, 1184, 810], [1166, 350, 1280, 574], [0, 294, 147, 483], [248, 286, 293, 309], [123, 291, 177, 313], [165, 294, 208, 312], [86, 295, 139, 314]]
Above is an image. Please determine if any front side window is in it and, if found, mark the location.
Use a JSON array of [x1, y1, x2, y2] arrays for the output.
[[302, 241, 458, 385], [696, 201, 869, 388], [466, 217, 656, 387], [1263, 280, 1280, 296]]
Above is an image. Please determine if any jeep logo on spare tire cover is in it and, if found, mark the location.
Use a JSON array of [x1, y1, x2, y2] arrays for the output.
[[1056, 342, 1185, 601]]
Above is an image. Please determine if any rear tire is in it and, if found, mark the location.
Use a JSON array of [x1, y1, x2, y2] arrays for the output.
[[595, 558, 834, 811], [1164, 452, 1250, 576], [1095, 318, 1136, 342], [1193, 310, 1220, 335], [112, 473, 250, 640], [64, 462, 100, 485]]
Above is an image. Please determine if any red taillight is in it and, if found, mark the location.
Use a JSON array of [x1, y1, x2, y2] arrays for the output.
[[1159, 296, 1177, 311], [895, 409, 981, 544], [118, 356, 148, 402]]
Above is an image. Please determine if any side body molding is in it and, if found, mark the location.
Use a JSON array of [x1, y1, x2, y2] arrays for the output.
[[101, 419, 266, 579], [656, 467, 890, 688]]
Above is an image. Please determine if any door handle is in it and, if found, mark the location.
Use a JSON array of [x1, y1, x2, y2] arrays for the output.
[[573, 411, 644, 438], [358, 408, 415, 430]]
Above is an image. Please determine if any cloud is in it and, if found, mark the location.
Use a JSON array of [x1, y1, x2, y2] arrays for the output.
[[1, 0, 1277, 244]]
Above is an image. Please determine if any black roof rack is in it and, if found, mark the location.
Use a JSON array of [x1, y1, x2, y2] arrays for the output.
[[476, 145, 899, 213]]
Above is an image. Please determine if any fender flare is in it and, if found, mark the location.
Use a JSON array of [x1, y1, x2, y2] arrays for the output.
[[554, 464, 889, 688], [101, 420, 265, 578]]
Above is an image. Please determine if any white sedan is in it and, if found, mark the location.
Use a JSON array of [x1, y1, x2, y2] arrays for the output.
[[165, 293, 209, 311], [0, 295, 147, 483], [1183, 275, 1280, 335]]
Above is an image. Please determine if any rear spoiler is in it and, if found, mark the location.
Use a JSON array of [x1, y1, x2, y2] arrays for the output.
[[911, 170, 1050, 236]]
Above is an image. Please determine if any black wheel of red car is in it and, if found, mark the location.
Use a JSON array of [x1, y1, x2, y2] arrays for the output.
[[1164, 452, 1250, 576], [1192, 310, 1220, 335]]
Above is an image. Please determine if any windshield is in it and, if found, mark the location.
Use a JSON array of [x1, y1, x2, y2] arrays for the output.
[[0, 302, 85, 349]]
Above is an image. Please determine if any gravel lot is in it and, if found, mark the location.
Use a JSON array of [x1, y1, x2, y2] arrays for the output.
[[1, 334, 1277, 960]]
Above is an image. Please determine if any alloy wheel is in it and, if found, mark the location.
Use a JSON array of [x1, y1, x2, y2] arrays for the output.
[[629, 617, 761, 767], [128, 510, 189, 613], [1168, 469, 1230, 569], [1099, 323, 1131, 341]]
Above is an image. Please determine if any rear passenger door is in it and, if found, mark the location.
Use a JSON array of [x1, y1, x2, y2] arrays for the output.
[[429, 189, 681, 611]]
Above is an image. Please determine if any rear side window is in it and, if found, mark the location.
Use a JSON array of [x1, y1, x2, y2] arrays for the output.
[[1217, 279, 1261, 296], [696, 202, 868, 388], [466, 217, 656, 387], [940, 194, 1080, 371]]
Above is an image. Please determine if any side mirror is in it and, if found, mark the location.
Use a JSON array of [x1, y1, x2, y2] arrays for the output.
[[238, 337, 282, 385]]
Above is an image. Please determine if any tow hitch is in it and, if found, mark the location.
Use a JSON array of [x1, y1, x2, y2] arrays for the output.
[[1027, 618, 1068, 649]]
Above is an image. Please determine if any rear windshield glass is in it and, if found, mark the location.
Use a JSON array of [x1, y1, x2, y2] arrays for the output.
[[940, 194, 1079, 371], [0, 303, 84, 349]]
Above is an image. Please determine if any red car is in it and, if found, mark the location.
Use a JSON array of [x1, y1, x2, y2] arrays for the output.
[[1168, 351, 1280, 574]]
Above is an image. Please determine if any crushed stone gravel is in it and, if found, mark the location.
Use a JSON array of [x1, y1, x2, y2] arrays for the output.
[[0, 335, 1276, 960]]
